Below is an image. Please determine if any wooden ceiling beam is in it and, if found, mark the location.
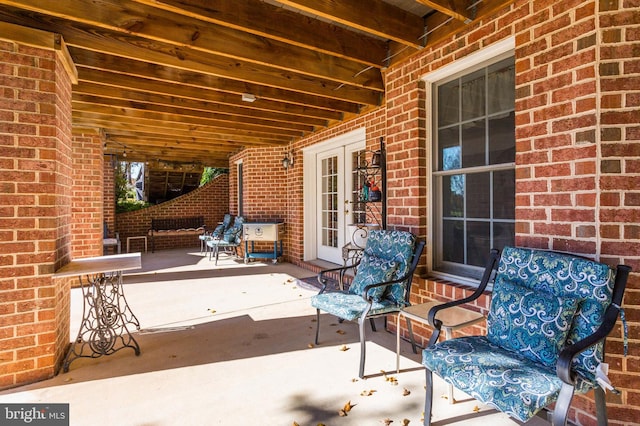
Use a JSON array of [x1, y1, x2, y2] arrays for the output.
[[137, 0, 390, 68], [72, 97, 316, 134], [73, 83, 329, 128], [73, 115, 292, 146], [275, 0, 427, 48], [72, 105, 304, 138], [0, 7, 382, 105], [414, 0, 474, 23], [0, 0, 384, 87], [72, 53, 355, 116]]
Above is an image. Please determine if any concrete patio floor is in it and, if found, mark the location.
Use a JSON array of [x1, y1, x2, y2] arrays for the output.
[[1, 248, 544, 425]]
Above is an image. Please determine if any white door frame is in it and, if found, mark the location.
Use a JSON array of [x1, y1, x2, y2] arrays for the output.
[[302, 128, 366, 262]]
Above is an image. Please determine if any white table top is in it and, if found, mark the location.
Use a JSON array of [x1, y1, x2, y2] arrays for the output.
[[54, 253, 141, 277]]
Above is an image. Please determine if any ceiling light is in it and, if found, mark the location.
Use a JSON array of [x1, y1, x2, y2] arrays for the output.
[[241, 93, 256, 103]]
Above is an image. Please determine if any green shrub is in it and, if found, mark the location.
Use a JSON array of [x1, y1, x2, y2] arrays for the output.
[[116, 199, 151, 213]]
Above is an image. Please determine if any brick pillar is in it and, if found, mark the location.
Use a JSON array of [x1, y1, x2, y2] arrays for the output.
[[103, 154, 116, 235], [0, 23, 77, 388], [71, 128, 105, 258]]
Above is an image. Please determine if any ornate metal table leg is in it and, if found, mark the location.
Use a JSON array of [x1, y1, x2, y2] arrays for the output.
[[62, 271, 141, 372]]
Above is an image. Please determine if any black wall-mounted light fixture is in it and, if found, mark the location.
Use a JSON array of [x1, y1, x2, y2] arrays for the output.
[[282, 151, 294, 169]]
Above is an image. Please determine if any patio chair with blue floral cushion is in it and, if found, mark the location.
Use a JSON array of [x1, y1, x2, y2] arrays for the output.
[[200, 213, 233, 254], [207, 216, 244, 265], [311, 229, 425, 378], [422, 246, 631, 426]]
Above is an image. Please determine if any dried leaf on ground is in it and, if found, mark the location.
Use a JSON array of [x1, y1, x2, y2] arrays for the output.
[[473, 405, 480, 412], [336, 329, 346, 335], [402, 388, 411, 396], [307, 343, 314, 348], [343, 400, 356, 413], [339, 345, 350, 351], [360, 389, 377, 396], [401, 419, 410, 425], [382, 418, 393, 425]]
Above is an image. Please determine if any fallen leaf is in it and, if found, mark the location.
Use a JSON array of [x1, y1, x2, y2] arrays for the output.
[[338, 409, 348, 417], [308, 343, 314, 348], [339, 345, 350, 351], [402, 388, 411, 396], [351, 378, 359, 382], [336, 329, 346, 335], [473, 405, 480, 412], [385, 375, 398, 385], [382, 418, 393, 425], [343, 400, 356, 413], [292, 422, 299, 426], [360, 389, 377, 396], [401, 419, 410, 425]]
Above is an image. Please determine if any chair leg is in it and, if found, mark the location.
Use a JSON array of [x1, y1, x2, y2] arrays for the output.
[[594, 386, 608, 426], [551, 382, 574, 426], [358, 316, 368, 378], [314, 309, 321, 345], [424, 369, 434, 426], [369, 317, 377, 332], [406, 317, 418, 354]]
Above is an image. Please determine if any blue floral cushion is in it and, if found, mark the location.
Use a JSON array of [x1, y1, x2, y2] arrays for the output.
[[311, 292, 401, 321], [422, 336, 596, 423], [349, 253, 397, 301], [364, 230, 417, 303], [487, 279, 579, 367], [222, 217, 244, 244], [498, 246, 615, 381], [212, 214, 233, 238]]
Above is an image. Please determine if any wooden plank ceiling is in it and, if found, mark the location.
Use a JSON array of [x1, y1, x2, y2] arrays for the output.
[[0, 0, 513, 168]]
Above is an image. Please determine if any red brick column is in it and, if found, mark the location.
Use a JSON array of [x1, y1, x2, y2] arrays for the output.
[[0, 23, 77, 388], [103, 154, 116, 236], [71, 128, 104, 258]]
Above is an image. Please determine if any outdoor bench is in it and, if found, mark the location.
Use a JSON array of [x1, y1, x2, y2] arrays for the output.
[[148, 216, 205, 252]]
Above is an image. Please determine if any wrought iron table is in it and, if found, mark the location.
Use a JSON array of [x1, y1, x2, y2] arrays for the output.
[[55, 253, 142, 372]]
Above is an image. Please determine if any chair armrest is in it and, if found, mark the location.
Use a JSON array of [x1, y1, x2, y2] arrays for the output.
[[427, 248, 500, 330], [317, 262, 360, 293], [556, 264, 631, 384], [557, 302, 621, 384]]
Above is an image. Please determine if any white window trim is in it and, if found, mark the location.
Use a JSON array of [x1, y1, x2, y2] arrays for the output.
[[421, 37, 515, 286]]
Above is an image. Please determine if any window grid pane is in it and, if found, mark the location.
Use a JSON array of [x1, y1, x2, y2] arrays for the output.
[[434, 56, 516, 279], [321, 156, 339, 248]]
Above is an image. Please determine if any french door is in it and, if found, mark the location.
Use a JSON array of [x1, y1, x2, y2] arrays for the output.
[[316, 143, 363, 264]]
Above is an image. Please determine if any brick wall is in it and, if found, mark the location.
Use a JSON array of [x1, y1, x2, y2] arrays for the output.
[[114, 173, 229, 252], [71, 129, 103, 258], [229, 147, 290, 256], [0, 27, 75, 389]]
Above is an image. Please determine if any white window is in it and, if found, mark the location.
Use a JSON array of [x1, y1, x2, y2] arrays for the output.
[[431, 55, 516, 280]]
